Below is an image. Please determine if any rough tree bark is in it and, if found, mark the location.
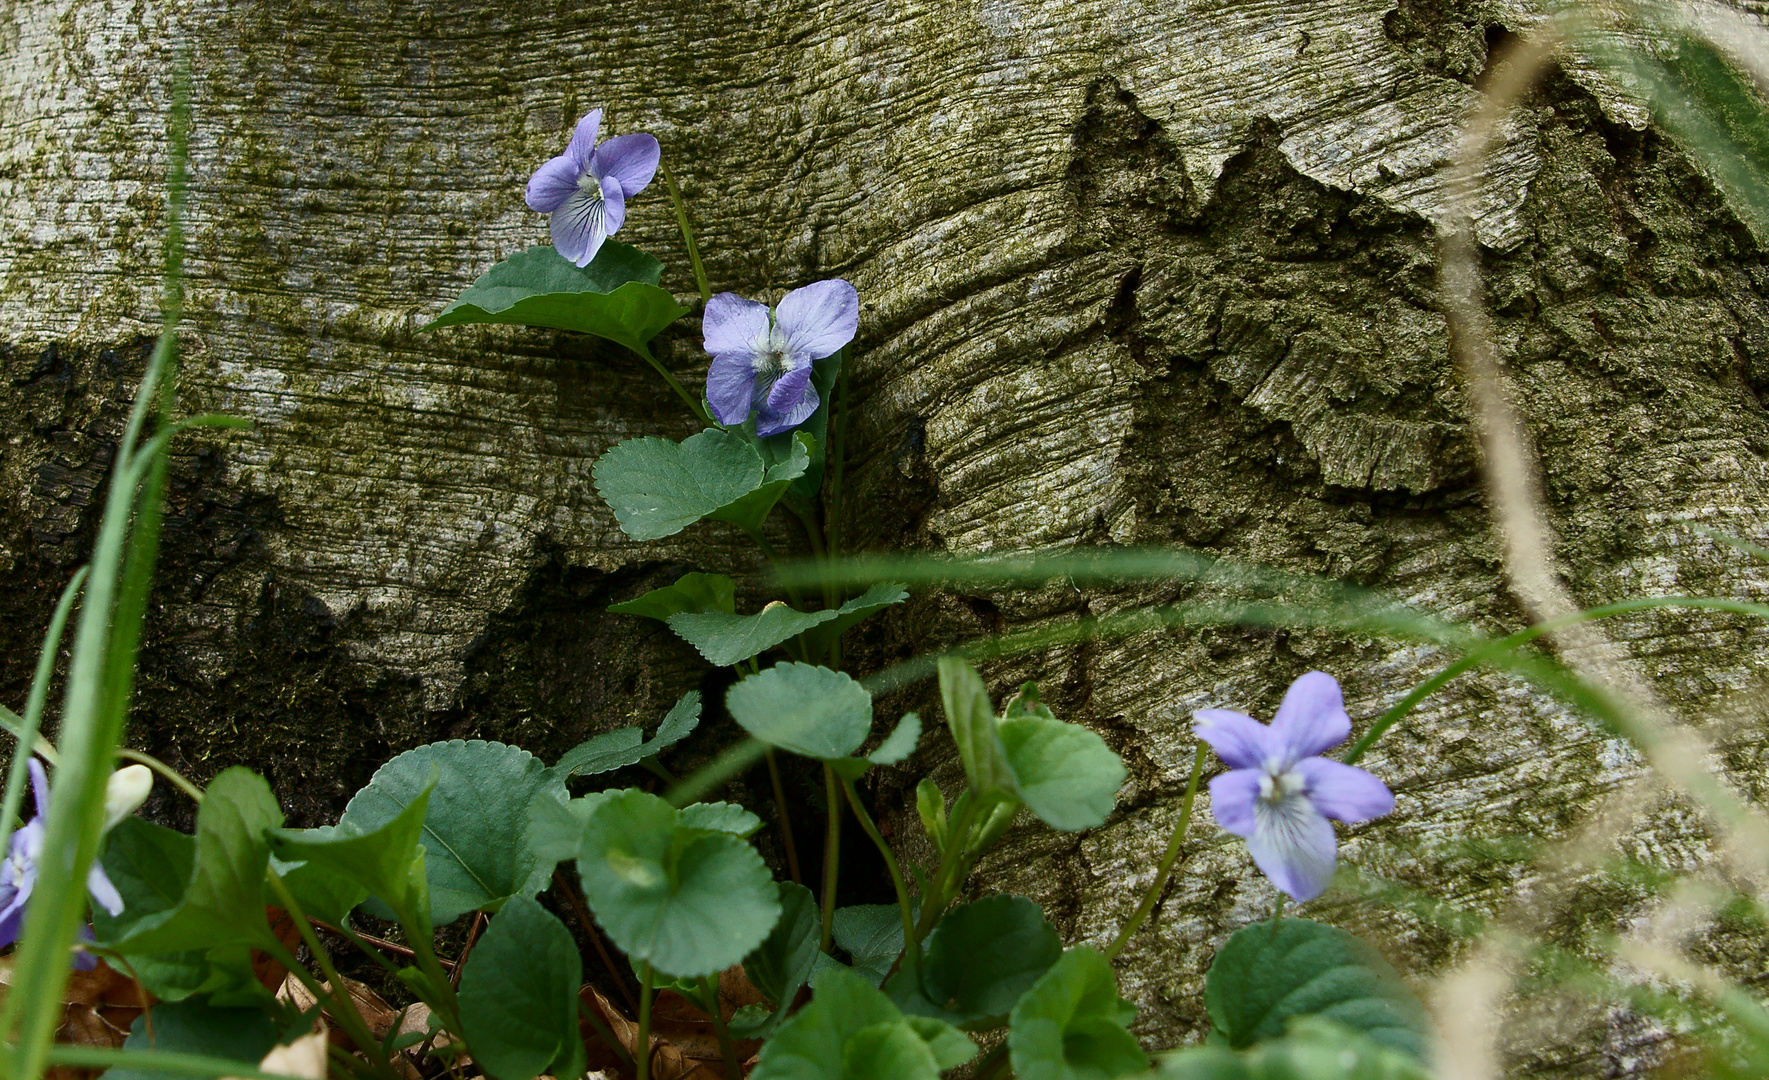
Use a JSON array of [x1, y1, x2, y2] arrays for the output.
[[5, 0, 1769, 1073]]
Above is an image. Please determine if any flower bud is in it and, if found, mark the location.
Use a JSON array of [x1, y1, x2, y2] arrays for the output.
[[102, 764, 153, 832]]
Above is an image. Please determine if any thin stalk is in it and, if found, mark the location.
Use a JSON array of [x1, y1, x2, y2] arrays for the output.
[[640, 758, 679, 785], [636, 962, 656, 1080], [745, 527, 808, 609], [257, 931, 400, 1080], [0, 706, 59, 768], [0, 566, 87, 847], [971, 1045, 1012, 1080], [838, 775, 922, 983], [633, 343, 713, 427], [1270, 894, 1287, 938], [700, 975, 742, 1080], [766, 750, 804, 885], [915, 792, 982, 941], [318, 919, 408, 979], [265, 872, 404, 1080], [1105, 742, 1208, 960], [115, 748, 204, 804], [553, 867, 639, 1013], [576, 997, 635, 1070], [0, 84, 190, 1064], [820, 763, 842, 953], [827, 363, 849, 565], [660, 161, 712, 306]]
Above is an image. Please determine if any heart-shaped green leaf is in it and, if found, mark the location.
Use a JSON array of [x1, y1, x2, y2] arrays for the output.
[[743, 882, 824, 1020], [751, 965, 975, 1080], [1204, 918, 1430, 1061], [678, 801, 763, 836], [795, 582, 909, 659], [594, 429, 808, 541], [669, 603, 838, 667], [867, 713, 921, 766], [938, 658, 1015, 801], [269, 779, 433, 921], [1154, 1017, 1434, 1080], [999, 711, 1125, 832], [102, 768, 283, 955], [107, 1000, 280, 1080], [556, 690, 702, 778], [607, 573, 737, 621], [339, 740, 566, 926], [1009, 947, 1145, 1080], [909, 896, 1062, 1030], [834, 905, 904, 987], [576, 789, 780, 978], [458, 895, 586, 1080], [727, 663, 874, 760], [667, 582, 909, 669], [421, 243, 687, 355]]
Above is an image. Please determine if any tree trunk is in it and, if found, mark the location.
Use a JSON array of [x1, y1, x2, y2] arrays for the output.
[[5, 0, 1769, 1073]]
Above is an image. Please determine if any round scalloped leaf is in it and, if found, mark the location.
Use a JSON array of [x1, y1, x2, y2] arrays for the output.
[[726, 662, 874, 760], [921, 895, 1062, 1028], [458, 895, 585, 1080], [998, 712, 1125, 831], [1204, 918, 1430, 1061], [1008, 947, 1146, 1080], [576, 789, 780, 978], [339, 740, 566, 926], [421, 243, 685, 355]]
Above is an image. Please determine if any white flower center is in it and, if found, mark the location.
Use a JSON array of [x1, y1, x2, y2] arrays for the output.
[[1257, 767, 1306, 805], [751, 326, 798, 379]]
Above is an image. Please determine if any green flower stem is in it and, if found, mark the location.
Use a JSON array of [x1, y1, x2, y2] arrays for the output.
[[914, 792, 982, 942], [0, 121, 187, 1064], [826, 364, 849, 565], [838, 774, 922, 983], [575, 997, 635, 1070], [552, 867, 640, 1014], [1105, 742, 1208, 960], [701, 975, 742, 1080], [820, 763, 842, 953], [1270, 894, 1287, 938], [660, 161, 711, 306], [766, 750, 804, 886], [636, 962, 656, 1080], [115, 748, 205, 804], [631, 342, 712, 427], [971, 1044, 1011, 1080], [261, 877, 403, 1080], [745, 528, 809, 611], [0, 567, 86, 842]]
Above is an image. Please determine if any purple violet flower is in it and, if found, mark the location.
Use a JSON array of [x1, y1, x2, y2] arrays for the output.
[[1195, 671, 1394, 902], [0, 760, 129, 965], [525, 108, 661, 268], [703, 280, 859, 436]]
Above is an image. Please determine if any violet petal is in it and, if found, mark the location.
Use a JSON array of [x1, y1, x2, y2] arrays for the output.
[[1268, 671, 1351, 764], [525, 153, 581, 214], [550, 187, 608, 268], [1207, 769, 1262, 838], [591, 133, 661, 200], [1297, 757, 1394, 823], [601, 174, 627, 236], [565, 108, 603, 172], [758, 368, 818, 436], [706, 353, 759, 426], [1193, 710, 1275, 770], [775, 280, 859, 359], [1248, 799, 1338, 902], [702, 293, 770, 356]]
